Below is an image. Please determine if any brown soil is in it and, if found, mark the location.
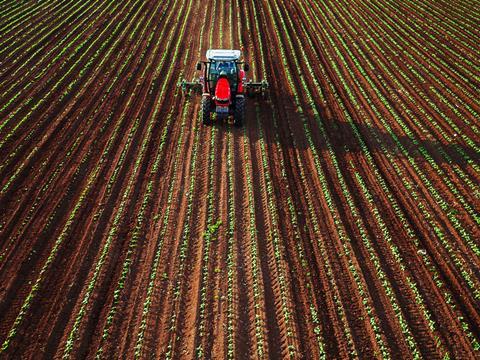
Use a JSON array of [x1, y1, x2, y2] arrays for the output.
[[0, 0, 479, 358]]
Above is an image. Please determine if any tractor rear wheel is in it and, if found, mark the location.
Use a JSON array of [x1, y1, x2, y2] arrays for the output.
[[202, 95, 212, 125], [234, 96, 245, 127]]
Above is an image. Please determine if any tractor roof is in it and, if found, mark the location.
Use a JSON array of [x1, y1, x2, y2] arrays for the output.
[[206, 49, 241, 61]]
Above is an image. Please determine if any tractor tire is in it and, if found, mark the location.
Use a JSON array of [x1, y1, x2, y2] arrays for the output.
[[202, 95, 212, 125], [234, 96, 245, 127]]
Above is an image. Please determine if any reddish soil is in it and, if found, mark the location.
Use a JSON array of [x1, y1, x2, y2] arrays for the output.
[[0, 0, 479, 358]]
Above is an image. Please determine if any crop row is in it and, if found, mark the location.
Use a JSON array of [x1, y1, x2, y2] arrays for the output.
[[288, 0, 479, 354], [0, 0, 190, 354], [308, 0, 480, 295], [260, 0, 394, 356]]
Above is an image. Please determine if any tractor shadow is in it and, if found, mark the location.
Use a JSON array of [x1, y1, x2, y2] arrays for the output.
[[214, 91, 479, 171]]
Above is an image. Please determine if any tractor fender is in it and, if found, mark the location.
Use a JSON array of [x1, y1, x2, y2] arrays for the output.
[[237, 69, 246, 94]]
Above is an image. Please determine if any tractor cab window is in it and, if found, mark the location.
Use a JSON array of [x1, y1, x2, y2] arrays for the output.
[[208, 61, 238, 91]]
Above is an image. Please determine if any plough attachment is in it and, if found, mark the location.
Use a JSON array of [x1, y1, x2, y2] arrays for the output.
[[178, 78, 269, 98], [178, 78, 202, 94], [245, 79, 269, 98]]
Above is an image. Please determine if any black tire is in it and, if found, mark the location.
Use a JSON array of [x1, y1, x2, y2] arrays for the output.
[[234, 96, 245, 127], [202, 95, 212, 125]]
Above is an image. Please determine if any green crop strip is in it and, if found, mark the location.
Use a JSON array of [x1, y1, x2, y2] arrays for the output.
[[0, 0, 138, 144], [0, 0, 182, 354], [312, 0, 480, 278], [96, 14, 188, 360], [250, 0, 354, 357], [0, 0, 139, 192], [312, 0, 480, 252], [260, 0, 393, 356], [0, 0, 104, 116], [0, 0, 59, 37], [295, 0, 479, 352], [0, 0, 74, 56], [63, 0, 194, 356]]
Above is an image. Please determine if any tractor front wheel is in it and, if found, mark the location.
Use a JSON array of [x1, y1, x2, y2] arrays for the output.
[[202, 95, 212, 125], [234, 96, 245, 127]]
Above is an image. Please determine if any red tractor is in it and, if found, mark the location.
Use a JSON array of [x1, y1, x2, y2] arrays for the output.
[[180, 49, 269, 126]]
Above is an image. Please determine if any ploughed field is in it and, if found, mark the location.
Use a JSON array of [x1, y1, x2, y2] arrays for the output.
[[0, 0, 479, 358]]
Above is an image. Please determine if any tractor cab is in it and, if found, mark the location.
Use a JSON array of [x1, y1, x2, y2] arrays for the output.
[[207, 61, 238, 94], [205, 50, 241, 96], [211, 61, 237, 80]]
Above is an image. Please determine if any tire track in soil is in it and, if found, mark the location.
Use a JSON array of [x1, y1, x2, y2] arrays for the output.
[[180, 8, 226, 354], [208, 4, 241, 358], [117, 1, 208, 357], [98, 20, 205, 355], [209, 38, 231, 360], [154, 2, 225, 356], [231, 3, 267, 357]]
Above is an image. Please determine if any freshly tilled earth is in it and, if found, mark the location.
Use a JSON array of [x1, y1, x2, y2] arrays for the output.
[[0, 0, 479, 358]]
